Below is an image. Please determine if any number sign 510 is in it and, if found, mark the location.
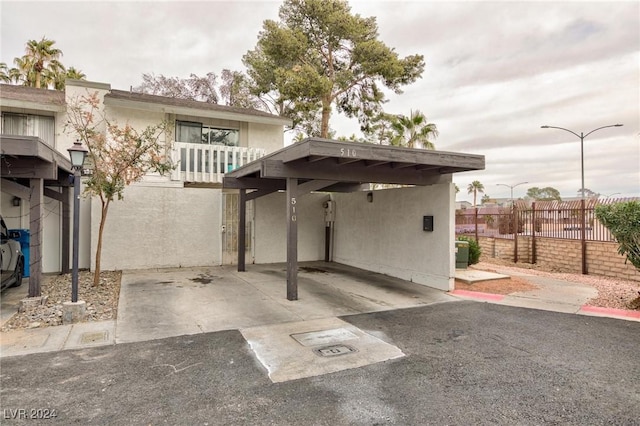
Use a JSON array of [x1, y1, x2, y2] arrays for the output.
[[340, 148, 356, 157]]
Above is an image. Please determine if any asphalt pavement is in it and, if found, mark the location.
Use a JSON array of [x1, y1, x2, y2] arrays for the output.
[[1, 301, 638, 425], [1, 262, 639, 425]]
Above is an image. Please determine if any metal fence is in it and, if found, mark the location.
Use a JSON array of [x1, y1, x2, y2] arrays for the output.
[[456, 198, 636, 242]]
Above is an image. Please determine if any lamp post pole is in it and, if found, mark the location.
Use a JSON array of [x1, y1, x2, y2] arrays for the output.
[[541, 124, 623, 274], [540, 124, 623, 200], [71, 166, 81, 302], [496, 182, 529, 206], [68, 140, 88, 303]]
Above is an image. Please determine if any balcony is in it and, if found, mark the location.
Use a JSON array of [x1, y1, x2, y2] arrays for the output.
[[171, 142, 265, 183]]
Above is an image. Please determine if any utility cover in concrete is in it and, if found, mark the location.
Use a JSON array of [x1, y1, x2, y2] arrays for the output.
[[291, 328, 358, 347], [241, 317, 404, 383], [314, 344, 358, 357]]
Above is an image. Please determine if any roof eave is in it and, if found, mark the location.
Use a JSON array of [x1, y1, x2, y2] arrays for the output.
[[103, 96, 292, 126]]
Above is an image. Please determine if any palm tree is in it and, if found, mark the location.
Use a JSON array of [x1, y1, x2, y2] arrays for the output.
[[25, 37, 63, 88], [391, 109, 439, 149], [11, 55, 35, 85], [0, 62, 11, 83], [467, 180, 485, 207]]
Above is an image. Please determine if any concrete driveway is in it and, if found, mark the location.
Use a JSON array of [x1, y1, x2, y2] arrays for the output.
[[115, 261, 456, 344]]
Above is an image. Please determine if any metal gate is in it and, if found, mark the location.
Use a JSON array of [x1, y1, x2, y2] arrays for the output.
[[222, 192, 253, 265]]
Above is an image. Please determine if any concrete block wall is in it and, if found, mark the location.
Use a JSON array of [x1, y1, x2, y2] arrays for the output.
[[92, 184, 222, 270], [587, 241, 640, 282], [477, 235, 640, 282], [535, 238, 582, 273]]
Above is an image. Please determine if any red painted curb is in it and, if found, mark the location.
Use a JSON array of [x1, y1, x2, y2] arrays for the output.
[[450, 289, 505, 301], [579, 305, 640, 319]]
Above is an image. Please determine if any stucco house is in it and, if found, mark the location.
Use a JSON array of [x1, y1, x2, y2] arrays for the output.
[[0, 79, 291, 280]]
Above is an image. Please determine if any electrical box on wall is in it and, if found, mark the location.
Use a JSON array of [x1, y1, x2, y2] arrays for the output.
[[423, 215, 434, 232], [323, 200, 336, 222]]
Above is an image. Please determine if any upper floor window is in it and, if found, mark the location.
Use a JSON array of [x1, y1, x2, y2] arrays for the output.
[[176, 120, 238, 146], [1, 113, 55, 145]]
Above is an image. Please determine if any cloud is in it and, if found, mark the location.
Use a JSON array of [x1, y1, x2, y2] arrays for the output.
[[2, 0, 638, 201]]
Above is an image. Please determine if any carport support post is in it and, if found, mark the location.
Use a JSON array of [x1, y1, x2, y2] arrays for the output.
[[28, 178, 43, 297], [286, 178, 298, 300], [238, 189, 247, 272]]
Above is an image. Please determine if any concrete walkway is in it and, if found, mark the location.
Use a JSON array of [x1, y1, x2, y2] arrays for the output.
[[1, 262, 638, 360]]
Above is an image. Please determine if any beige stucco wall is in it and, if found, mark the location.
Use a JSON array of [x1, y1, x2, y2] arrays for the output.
[[332, 184, 455, 291], [91, 184, 222, 271], [254, 191, 328, 263], [252, 183, 456, 291]]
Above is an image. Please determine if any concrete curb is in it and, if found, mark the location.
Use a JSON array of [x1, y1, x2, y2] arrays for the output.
[[579, 305, 640, 320], [449, 289, 640, 322]]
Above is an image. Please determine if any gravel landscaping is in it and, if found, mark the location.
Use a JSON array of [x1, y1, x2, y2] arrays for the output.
[[1, 270, 121, 332]]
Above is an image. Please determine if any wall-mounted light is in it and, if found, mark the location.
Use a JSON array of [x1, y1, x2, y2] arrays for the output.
[[12, 196, 21, 207], [366, 192, 373, 203]]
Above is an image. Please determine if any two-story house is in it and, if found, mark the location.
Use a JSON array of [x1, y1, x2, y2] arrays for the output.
[[1, 79, 291, 276]]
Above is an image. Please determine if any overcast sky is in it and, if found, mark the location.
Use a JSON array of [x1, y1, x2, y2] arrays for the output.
[[2, 0, 638, 202]]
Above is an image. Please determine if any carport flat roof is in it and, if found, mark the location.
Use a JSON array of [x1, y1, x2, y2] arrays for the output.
[[224, 138, 484, 190]]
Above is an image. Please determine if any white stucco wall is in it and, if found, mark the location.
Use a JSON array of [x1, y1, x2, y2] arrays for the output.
[[248, 122, 286, 154], [91, 184, 222, 270], [254, 192, 328, 263], [332, 184, 455, 291]]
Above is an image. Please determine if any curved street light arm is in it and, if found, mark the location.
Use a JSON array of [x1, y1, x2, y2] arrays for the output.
[[583, 124, 623, 139], [540, 125, 581, 139]]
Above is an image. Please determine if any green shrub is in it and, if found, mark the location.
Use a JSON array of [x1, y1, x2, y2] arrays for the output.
[[456, 235, 482, 265], [595, 201, 640, 270]]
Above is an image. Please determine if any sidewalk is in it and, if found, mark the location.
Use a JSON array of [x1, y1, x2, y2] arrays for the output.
[[452, 266, 640, 320], [1, 262, 638, 358]]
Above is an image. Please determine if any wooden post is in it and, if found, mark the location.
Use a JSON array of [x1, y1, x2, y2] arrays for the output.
[[61, 185, 70, 274], [581, 199, 587, 274], [474, 207, 478, 242], [28, 178, 43, 297], [286, 178, 298, 300], [238, 189, 246, 272], [324, 224, 331, 262]]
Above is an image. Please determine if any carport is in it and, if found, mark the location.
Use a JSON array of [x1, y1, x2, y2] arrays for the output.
[[223, 138, 484, 300], [1, 135, 74, 297]]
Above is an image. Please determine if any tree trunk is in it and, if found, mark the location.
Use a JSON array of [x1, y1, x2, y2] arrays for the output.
[[93, 201, 110, 286], [320, 97, 331, 139]]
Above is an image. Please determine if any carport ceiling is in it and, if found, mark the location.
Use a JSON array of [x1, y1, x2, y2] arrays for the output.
[[223, 138, 485, 191]]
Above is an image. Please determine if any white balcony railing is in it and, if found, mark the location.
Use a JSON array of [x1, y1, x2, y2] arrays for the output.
[[171, 142, 265, 183]]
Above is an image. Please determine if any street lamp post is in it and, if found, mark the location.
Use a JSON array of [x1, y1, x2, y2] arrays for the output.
[[496, 182, 529, 206], [67, 140, 88, 303], [540, 124, 623, 275], [540, 124, 623, 200]]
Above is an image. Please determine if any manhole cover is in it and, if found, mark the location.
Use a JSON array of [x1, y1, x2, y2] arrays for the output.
[[80, 331, 109, 344], [313, 344, 358, 357]]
